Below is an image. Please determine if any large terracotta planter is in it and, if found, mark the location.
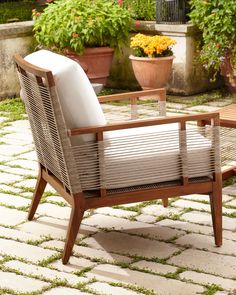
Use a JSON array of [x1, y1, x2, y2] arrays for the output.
[[129, 55, 175, 90], [66, 47, 114, 85], [220, 52, 236, 93]]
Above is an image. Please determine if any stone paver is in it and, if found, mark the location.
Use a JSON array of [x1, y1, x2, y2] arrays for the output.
[[182, 193, 233, 203], [172, 199, 236, 214], [0, 172, 23, 184], [17, 150, 37, 160], [135, 213, 157, 223], [7, 159, 38, 170], [88, 282, 140, 295], [0, 206, 27, 226], [0, 270, 50, 293], [180, 270, 236, 291], [167, 249, 236, 278], [95, 207, 137, 218], [223, 230, 236, 242], [188, 105, 220, 112], [0, 192, 30, 208], [19, 216, 98, 240], [5, 260, 88, 286], [32, 203, 71, 220], [84, 231, 180, 259], [42, 287, 90, 295], [0, 226, 42, 242], [0, 238, 58, 263], [0, 184, 22, 193], [4, 166, 38, 176], [157, 219, 213, 235], [0, 144, 29, 156], [46, 196, 68, 205], [175, 233, 236, 255], [181, 211, 236, 231], [86, 264, 205, 295], [82, 214, 185, 241], [50, 256, 96, 273], [226, 198, 236, 207], [42, 240, 132, 264], [14, 178, 38, 189], [223, 184, 236, 196], [131, 260, 177, 275], [141, 204, 182, 217]]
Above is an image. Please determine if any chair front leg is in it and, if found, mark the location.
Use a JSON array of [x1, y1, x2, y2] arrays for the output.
[[28, 165, 47, 220], [62, 193, 85, 264], [210, 174, 222, 247]]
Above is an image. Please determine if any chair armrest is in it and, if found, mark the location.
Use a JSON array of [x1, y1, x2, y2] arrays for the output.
[[98, 89, 166, 103], [98, 88, 166, 118], [68, 112, 220, 136]]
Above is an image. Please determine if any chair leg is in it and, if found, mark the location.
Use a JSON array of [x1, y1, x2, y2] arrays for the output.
[[209, 177, 222, 247], [162, 198, 168, 207], [62, 194, 85, 264], [28, 167, 47, 221]]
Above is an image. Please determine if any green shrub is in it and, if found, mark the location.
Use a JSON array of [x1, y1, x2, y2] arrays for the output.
[[0, 1, 36, 24], [33, 0, 131, 54], [120, 0, 156, 21], [189, 0, 236, 77]]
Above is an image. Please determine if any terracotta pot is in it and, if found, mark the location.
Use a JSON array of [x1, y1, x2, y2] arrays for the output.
[[220, 52, 236, 93], [66, 47, 114, 85], [129, 55, 175, 90]]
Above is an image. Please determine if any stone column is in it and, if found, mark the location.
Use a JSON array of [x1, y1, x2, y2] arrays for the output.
[[0, 21, 34, 99], [155, 23, 222, 95]]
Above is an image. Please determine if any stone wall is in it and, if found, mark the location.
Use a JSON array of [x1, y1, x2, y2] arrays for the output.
[[0, 20, 222, 99], [0, 21, 35, 99]]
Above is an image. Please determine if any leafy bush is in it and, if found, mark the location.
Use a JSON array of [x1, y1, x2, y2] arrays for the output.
[[0, 1, 35, 24], [119, 0, 156, 21], [189, 0, 236, 76], [33, 0, 131, 54]]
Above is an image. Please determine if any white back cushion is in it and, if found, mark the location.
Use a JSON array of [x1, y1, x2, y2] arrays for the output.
[[24, 50, 107, 142]]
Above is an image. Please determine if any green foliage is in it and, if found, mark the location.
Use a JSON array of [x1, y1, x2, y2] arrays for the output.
[[204, 284, 222, 295], [0, 1, 35, 24], [33, 0, 131, 54], [189, 0, 236, 77], [120, 0, 156, 21]]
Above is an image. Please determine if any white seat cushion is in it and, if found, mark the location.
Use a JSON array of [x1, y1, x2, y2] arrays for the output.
[[24, 50, 106, 142], [78, 123, 213, 190]]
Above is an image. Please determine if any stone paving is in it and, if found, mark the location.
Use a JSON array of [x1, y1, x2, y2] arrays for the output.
[[0, 97, 236, 295]]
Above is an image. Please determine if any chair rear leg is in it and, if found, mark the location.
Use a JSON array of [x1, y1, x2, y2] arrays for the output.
[[162, 198, 168, 207], [62, 194, 85, 264], [28, 167, 47, 220], [210, 180, 222, 247]]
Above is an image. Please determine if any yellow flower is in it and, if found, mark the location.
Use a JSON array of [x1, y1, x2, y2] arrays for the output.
[[130, 33, 176, 58]]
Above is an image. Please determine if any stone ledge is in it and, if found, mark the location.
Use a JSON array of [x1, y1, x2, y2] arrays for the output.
[[155, 23, 200, 36], [0, 21, 34, 40], [132, 21, 200, 37]]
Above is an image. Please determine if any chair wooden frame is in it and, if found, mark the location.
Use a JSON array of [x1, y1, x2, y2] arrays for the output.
[[198, 103, 236, 180], [15, 54, 222, 265]]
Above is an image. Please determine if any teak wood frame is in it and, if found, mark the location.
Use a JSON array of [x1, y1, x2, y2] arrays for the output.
[[198, 104, 236, 181], [15, 54, 222, 265]]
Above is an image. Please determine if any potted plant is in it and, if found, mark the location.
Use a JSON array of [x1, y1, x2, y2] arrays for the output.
[[129, 33, 176, 89], [189, 0, 236, 92], [32, 0, 131, 85]]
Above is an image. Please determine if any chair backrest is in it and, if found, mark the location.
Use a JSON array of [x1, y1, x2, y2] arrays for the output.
[[14, 54, 82, 194], [23, 50, 107, 143]]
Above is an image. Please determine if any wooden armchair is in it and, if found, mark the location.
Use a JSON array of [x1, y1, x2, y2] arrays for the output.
[[14, 50, 222, 265]]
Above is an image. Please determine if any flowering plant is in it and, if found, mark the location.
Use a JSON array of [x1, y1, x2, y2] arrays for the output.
[[189, 0, 236, 79], [130, 33, 176, 58], [33, 0, 131, 54]]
